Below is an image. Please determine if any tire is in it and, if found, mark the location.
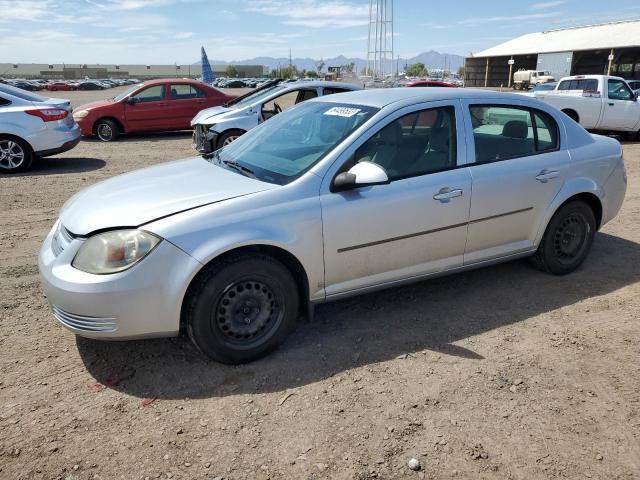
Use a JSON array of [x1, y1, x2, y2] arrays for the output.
[[0, 136, 33, 173], [95, 119, 120, 142], [184, 252, 299, 364], [217, 130, 245, 149], [529, 201, 596, 275]]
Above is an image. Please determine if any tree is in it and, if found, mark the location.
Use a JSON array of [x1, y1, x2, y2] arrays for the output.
[[342, 62, 355, 74], [405, 62, 428, 77], [306, 70, 319, 78], [226, 65, 239, 78], [316, 59, 325, 74], [280, 65, 299, 79], [457, 65, 465, 77]]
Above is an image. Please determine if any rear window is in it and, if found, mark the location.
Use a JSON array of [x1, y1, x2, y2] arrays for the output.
[[0, 84, 47, 102], [557, 78, 598, 91]]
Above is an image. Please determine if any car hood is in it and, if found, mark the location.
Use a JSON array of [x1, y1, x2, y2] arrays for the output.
[[60, 157, 277, 235], [73, 99, 113, 112], [191, 105, 238, 126]]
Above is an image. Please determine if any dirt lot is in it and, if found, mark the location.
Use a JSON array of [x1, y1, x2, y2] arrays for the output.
[[1, 88, 639, 480]]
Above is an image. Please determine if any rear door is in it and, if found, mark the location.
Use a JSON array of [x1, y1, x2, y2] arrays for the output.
[[165, 83, 208, 129], [124, 84, 169, 131], [461, 101, 570, 264], [600, 78, 640, 131]]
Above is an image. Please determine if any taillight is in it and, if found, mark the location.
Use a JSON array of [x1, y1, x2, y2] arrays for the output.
[[25, 109, 69, 122]]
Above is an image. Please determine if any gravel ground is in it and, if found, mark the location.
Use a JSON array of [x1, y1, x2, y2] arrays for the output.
[[0, 88, 639, 480]]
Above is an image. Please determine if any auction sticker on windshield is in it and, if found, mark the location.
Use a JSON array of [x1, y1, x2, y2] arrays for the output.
[[324, 106, 361, 117]]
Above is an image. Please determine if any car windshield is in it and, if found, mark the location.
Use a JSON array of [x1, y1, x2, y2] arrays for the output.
[[212, 101, 378, 185], [0, 84, 48, 102], [230, 85, 287, 108], [113, 84, 142, 101]]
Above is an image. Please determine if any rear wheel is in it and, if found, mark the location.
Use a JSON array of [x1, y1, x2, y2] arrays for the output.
[[529, 201, 596, 275], [0, 136, 33, 173], [184, 253, 299, 364], [95, 119, 120, 142]]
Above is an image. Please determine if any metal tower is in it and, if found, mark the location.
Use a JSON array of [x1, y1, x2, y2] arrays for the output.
[[366, 0, 394, 80]]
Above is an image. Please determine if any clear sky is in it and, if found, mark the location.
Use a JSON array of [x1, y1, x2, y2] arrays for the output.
[[2, 0, 639, 63]]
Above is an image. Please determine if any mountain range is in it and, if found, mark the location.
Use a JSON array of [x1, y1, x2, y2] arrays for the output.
[[200, 50, 464, 73]]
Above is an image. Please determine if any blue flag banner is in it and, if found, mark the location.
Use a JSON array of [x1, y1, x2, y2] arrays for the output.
[[201, 46, 215, 84]]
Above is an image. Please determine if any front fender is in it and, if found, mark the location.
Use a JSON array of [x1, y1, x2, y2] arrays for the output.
[[534, 177, 602, 245], [209, 115, 258, 134]]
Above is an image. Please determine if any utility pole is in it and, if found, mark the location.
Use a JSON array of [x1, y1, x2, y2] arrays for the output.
[[366, 0, 394, 80]]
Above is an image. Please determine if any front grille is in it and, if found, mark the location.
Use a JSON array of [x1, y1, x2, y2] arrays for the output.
[[192, 125, 205, 150], [52, 305, 117, 333], [51, 223, 76, 257]]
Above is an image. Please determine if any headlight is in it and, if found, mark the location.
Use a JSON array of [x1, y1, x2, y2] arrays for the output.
[[72, 229, 161, 274], [72, 109, 89, 119]]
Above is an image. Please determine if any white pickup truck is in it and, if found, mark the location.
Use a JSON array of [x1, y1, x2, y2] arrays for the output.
[[533, 75, 640, 139]]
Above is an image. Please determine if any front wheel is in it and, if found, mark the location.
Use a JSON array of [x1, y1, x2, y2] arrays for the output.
[[184, 253, 299, 364], [217, 130, 244, 149], [529, 201, 596, 275]]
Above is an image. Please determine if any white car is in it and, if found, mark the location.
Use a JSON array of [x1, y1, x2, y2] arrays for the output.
[[191, 80, 360, 153], [0, 84, 80, 173]]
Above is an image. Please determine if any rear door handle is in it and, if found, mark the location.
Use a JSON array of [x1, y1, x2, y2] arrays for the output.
[[535, 169, 559, 183], [608, 102, 615, 106], [433, 187, 463, 203]]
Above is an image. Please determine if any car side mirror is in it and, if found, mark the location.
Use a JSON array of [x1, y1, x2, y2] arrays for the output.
[[333, 161, 389, 192]]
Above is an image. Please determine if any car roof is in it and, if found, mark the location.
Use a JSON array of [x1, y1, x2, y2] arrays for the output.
[[141, 78, 208, 87], [283, 81, 360, 90], [312, 87, 524, 108]]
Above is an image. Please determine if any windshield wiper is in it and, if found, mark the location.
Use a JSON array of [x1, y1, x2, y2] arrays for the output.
[[222, 159, 256, 178]]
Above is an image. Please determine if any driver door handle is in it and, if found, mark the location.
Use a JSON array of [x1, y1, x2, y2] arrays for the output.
[[433, 187, 463, 203], [535, 169, 559, 183]]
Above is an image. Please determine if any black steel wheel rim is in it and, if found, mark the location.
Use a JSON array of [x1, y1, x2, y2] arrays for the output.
[[213, 279, 283, 348], [553, 212, 589, 264]]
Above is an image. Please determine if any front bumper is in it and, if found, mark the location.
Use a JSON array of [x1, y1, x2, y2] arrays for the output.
[[192, 124, 218, 153], [38, 222, 202, 340]]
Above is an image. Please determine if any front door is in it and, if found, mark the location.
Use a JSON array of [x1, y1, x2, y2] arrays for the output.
[[124, 84, 169, 131], [462, 103, 570, 264], [600, 78, 640, 131], [320, 103, 472, 297]]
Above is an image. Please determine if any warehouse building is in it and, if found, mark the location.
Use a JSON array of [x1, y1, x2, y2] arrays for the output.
[[465, 20, 640, 87], [0, 63, 267, 80]]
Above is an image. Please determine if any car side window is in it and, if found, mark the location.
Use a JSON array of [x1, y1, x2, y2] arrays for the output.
[[353, 106, 457, 181], [169, 84, 205, 100], [0, 96, 10, 106], [263, 91, 298, 112], [131, 85, 166, 103], [323, 88, 351, 95], [608, 79, 633, 101], [469, 105, 558, 164], [297, 89, 318, 103]]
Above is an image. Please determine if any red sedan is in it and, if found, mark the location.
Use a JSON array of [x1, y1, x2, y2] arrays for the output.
[[47, 82, 77, 91], [405, 80, 458, 88], [72, 79, 235, 141]]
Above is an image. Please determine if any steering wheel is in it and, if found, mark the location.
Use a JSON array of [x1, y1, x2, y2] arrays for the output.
[[273, 102, 282, 114]]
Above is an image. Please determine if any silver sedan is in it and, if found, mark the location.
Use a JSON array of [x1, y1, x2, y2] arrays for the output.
[[39, 88, 627, 363]]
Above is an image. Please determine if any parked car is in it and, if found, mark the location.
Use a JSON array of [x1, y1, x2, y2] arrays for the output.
[[9, 80, 40, 91], [534, 75, 640, 139], [191, 80, 361, 151], [73, 78, 235, 141], [405, 80, 458, 88], [76, 81, 106, 90], [39, 88, 626, 363], [47, 81, 77, 91], [223, 80, 247, 88], [0, 84, 80, 173]]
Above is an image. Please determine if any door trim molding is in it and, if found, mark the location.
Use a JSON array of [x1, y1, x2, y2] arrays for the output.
[[337, 206, 533, 253]]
